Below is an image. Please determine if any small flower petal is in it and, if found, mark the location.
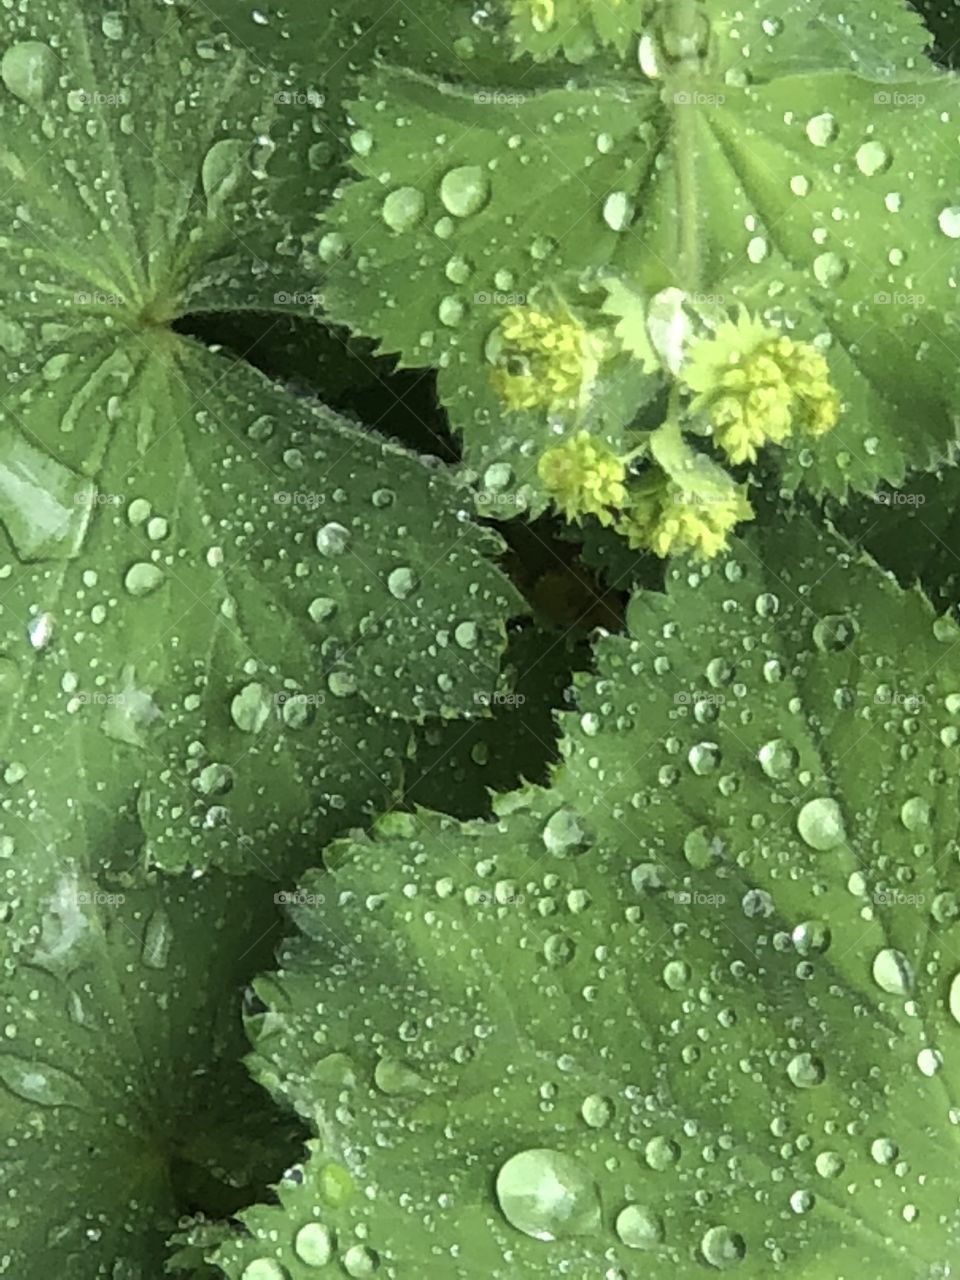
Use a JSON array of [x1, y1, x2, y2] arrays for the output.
[[538, 431, 627, 525], [491, 305, 602, 413], [684, 311, 839, 464], [618, 469, 753, 561]]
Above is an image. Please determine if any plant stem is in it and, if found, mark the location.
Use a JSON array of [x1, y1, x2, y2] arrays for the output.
[[663, 0, 704, 293], [672, 96, 701, 293]]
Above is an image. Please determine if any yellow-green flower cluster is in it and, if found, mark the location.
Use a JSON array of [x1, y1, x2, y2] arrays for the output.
[[509, 0, 626, 30], [620, 470, 753, 561], [538, 431, 627, 526], [782, 341, 839, 437], [512, 0, 556, 31], [491, 305, 601, 413], [685, 313, 839, 465], [537, 431, 751, 559]]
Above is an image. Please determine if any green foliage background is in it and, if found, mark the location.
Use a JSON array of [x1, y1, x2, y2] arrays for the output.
[[0, 1, 959, 1277]]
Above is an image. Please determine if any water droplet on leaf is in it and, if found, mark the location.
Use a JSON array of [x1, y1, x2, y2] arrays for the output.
[[495, 1148, 602, 1241], [382, 187, 425, 232], [439, 166, 490, 217], [797, 798, 846, 851], [1, 42, 58, 109], [616, 1203, 665, 1249], [294, 1222, 334, 1266]]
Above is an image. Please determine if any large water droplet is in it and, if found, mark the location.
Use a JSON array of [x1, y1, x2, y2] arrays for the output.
[[602, 191, 634, 231], [0, 1055, 89, 1109], [949, 973, 960, 1025], [918, 1047, 943, 1077], [616, 1203, 665, 1249], [700, 1225, 746, 1269], [316, 522, 351, 556], [495, 1148, 602, 1241], [746, 235, 769, 263], [445, 254, 472, 284], [197, 762, 233, 797], [544, 933, 575, 967], [101, 11, 125, 40], [387, 567, 416, 599], [27, 612, 55, 650], [320, 661, 353, 698], [688, 742, 720, 775], [308, 596, 337, 623], [581, 1094, 614, 1128], [124, 562, 164, 597], [872, 948, 913, 995], [231, 681, 272, 734], [382, 186, 425, 232], [454, 621, 478, 650], [318, 232, 346, 262], [438, 295, 465, 326], [815, 1150, 844, 1178], [294, 1223, 334, 1266], [101, 667, 160, 748], [758, 738, 798, 780], [142, 908, 172, 970], [938, 206, 960, 239], [855, 140, 890, 176], [439, 166, 490, 217], [900, 796, 930, 831], [787, 1052, 826, 1088], [805, 113, 837, 146], [932, 892, 960, 925], [201, 139, 247, 209], [342, 1244, 379, 1277], [240, 1263, 288, 1280], [813, 252, 848, 287], [792, 919, 831, 956], [1, 42, 58, 109], [542, 808, 587, 856], [373, 1056, 430, 1096], [797, 798, 846, 851], [646, 286, 689, 374], [644, 1135, 680, 1169], [870, 1137, 898, 1165]]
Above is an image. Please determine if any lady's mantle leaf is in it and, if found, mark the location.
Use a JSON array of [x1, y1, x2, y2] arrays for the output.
[[192, 510, 960, 1276], [318, 21, 960, 509], [0, 1, 522, 876], [0, 867, 303, 1275]]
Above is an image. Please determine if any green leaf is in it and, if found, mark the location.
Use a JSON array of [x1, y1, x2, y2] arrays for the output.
[[192, 509, 960, 1276], [0, 2, 522, 875], [600, 275, 661, 368], [317, 70, 664, 512], [503, 0, 649, 64], [685, 69, 960, 497], [0, 3, 330, 315], [318, 10, 960, 511], [0, 866, 301, 1274], [702, 0, 933, 79], [183, 0, 557, 110]]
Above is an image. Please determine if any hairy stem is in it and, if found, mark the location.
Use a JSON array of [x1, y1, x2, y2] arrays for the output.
[[672, 95, 701, 293]]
